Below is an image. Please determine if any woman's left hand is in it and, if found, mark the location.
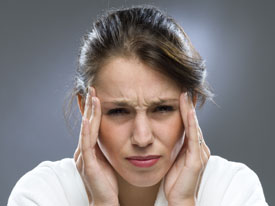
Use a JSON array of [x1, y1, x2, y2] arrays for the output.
[[164, 92, 211, 206]]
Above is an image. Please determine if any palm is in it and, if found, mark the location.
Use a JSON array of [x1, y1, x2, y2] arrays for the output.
[[164, 138, 188, 199], [92, 143, 119, 195]]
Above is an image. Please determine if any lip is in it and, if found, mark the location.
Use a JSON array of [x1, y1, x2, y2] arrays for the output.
[[126, 155, 161, 168]]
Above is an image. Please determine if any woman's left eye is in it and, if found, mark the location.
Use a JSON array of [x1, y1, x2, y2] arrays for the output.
[[153, 105, 174, 113]]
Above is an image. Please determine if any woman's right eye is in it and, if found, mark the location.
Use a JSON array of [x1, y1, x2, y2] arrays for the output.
[[107, 108, 129, 116]]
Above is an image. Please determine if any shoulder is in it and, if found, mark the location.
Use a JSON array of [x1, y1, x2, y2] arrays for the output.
[[8, 158, 88, 206], [197, 155, 268, 206]]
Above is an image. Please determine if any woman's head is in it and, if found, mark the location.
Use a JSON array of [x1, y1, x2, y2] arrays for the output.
[[73, 5, 213, 107], [65, 5, 213, 187]]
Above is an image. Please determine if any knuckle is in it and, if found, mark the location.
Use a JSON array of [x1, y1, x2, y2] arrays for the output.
[[73, 151, 79, 161], [81, 120, 89, 135]]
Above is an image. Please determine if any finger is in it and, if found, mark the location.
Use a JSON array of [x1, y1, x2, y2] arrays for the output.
[[75, 86, 96, 161], [80, 117, 94, 165], [84, 86, 96, 120], [74, 146, 80, 162], [190, 107, 210, 161], [197, 126, 211, 158], [191, 123, 209, 199], [196, 122, 211, 159], [171, 136, 188, 172], [76, 152, 83, 171], [76, 86, 93, 157], [80, 86, 100, 164], [187, 109, 201, 156], [80, 96, 102, 168], [179, 92, 190, 137], [182, 96, 210, 169], [89, 96, 102, 147], [199, 141, 209, 169]]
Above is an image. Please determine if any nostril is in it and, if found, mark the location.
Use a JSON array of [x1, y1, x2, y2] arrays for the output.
[[130, 133, 154, 147]]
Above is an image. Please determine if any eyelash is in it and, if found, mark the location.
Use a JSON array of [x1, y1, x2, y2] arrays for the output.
[[107, 106, 174, 116]]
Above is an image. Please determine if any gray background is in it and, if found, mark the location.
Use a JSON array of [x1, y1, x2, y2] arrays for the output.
[[1, 0, 274, 204]]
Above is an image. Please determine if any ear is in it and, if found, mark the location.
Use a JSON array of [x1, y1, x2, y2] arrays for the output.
[[77, 94, 85, 116]]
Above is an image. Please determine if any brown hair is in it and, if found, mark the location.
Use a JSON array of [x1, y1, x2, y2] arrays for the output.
[[63, 5, 214, 133]]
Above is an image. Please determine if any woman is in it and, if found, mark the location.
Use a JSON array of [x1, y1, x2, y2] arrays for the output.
[[8, 5, 268, 206]]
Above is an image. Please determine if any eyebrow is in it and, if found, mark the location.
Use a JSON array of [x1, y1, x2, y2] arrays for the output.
[[102, 98, 179, 107]]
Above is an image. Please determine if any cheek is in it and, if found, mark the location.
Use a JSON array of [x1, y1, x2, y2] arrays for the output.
[[154, 112, 184, 159], [98, 116, 129, 159], [155, 112, 184, 145]]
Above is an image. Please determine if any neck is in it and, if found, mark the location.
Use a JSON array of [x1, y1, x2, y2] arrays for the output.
[[116, 173, 161, 206]]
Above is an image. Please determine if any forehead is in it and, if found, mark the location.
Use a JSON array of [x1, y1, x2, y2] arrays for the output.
[[94, 57, 181, 104]]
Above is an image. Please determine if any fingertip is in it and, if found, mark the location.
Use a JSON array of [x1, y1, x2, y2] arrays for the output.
[[181, 91, 188, 101], [179, 92, 187, 111], [87, 85, 95, 96], [90, 97, 101, 121], [91, 86, 96, 96]]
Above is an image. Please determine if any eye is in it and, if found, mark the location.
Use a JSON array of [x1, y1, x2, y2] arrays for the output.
[[153, 105, 174, 113], [107, 108, 129, 116]]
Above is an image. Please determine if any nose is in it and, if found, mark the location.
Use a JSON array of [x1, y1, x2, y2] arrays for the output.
[[131, 113, 154, 147]]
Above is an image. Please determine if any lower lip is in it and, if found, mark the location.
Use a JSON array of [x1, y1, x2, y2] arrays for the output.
[[127, 158, 160, 168]]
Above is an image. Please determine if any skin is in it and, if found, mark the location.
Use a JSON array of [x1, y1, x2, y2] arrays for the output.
[[74, 57, 211, 206]]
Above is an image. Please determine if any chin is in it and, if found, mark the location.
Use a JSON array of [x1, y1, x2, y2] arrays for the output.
[[119, 169, 165, 187], [130, 179, 162, 187]]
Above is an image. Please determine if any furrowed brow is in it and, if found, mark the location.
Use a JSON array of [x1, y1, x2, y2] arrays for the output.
[[102, 98, 178, 107], [144, 99, 178, 107]]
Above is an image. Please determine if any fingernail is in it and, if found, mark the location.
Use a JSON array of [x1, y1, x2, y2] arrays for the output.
[[88, 86, 92, 95], [90, 86, 95, 96], [92, 96, 96, 105], [183, 92, 188, 101]]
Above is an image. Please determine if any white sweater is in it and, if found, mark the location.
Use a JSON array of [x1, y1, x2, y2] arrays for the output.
[[8, 155, 268, 206]]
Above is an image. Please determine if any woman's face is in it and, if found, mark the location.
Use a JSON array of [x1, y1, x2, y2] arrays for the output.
[[95, 57, 184, 187]]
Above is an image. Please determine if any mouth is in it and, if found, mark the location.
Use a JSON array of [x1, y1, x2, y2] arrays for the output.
[[126, 155, 161, 168]]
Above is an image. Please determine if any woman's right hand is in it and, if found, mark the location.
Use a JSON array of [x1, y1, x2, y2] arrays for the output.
[[74, 86, 119, 206]]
